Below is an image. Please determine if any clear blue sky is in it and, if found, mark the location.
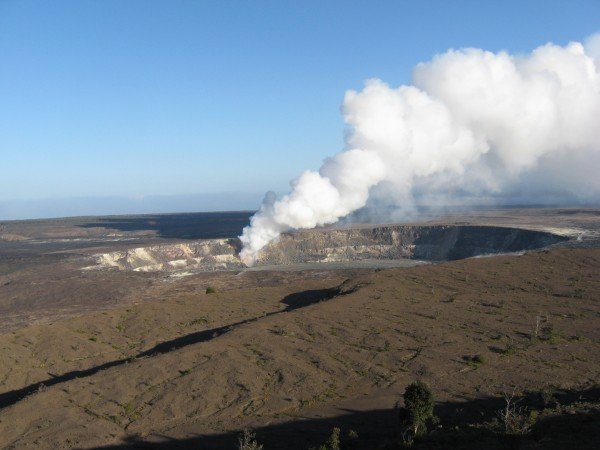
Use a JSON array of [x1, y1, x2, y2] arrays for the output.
[[1, 0, 599, 219]]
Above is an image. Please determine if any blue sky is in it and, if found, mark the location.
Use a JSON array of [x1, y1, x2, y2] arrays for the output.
[[1, 0, 599, 219]]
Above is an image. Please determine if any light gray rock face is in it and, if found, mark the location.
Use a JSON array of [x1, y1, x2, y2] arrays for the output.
[[93, 239, 244, 272]]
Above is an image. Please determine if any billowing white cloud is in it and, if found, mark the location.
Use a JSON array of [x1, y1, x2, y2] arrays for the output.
[[240, 36, 600, 266]]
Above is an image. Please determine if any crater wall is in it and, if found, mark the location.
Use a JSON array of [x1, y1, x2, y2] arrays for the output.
[[256, 225, 567, 265], [90, 225, 568, 272]]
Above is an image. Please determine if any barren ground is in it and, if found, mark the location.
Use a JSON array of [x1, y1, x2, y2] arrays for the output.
[[0, 208, 598, 449]]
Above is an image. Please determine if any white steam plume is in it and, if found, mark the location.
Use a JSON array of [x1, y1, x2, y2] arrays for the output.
[[240, 36, 600, 266]]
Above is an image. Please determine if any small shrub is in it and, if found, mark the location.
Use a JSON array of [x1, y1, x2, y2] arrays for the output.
[[540, 387, 555, 407], [271, 325, 288, 336], [465, 354, 485, 368], [501, 340, 519, 356], [540, 324, 559, 343], [472, 354, 485, 364], [317, 427, 341, 450], [533, 314, 545, 340], [187, 317, 208, 326], [497, 390, 537, 435], [533, 315, 561, 343], [401, 381, 435, 437], [237, 429, 263, 450], [205, 286, 216, 294]]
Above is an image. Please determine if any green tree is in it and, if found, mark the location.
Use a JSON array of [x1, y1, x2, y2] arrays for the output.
[[402, 381, 435, 436]]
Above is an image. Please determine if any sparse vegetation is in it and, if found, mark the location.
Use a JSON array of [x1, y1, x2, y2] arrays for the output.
[[539, 324, 560, 343], [237, 429, 263, 450], [465, 354, 486, 368], [533, 314, 545, 340], [500, 339, 519, 355], [205, 286, 217, 294], [270, 325, 288, 336], [540, 387, 556, 407], [316, 427, 341, 450], [187, 316, 208, 326], [495, 390, 538, 435]]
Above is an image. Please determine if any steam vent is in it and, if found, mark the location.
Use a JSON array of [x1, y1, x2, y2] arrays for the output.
[[93, 225, 568, 272]]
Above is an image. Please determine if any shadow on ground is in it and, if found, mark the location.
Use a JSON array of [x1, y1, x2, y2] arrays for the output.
[[88, 387, 600, 449], [0, 285, 347, 410], [79, 212, 254, 239]]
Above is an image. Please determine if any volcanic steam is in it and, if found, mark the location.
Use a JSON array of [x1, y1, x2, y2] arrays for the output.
[[240, 35, 600, 266]]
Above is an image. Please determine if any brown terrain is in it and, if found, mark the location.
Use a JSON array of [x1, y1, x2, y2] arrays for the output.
[[0, 208, 598, 449]]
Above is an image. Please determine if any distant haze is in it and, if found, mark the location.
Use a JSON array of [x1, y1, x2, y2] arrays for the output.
[[0, 193, 261, 221]]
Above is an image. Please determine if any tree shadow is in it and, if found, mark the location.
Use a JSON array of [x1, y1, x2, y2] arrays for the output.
[[280, 287, 342, 312], [78, 212, 254, 240], [0, 284, 350, 410]]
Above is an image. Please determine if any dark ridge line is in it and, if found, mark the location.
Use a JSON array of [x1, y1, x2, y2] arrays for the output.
[[78, 212, 254, 240], [0, 285, 348, 410]]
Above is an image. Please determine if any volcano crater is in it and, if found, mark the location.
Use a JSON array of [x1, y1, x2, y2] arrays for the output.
[[90, 225, 569, 272]]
